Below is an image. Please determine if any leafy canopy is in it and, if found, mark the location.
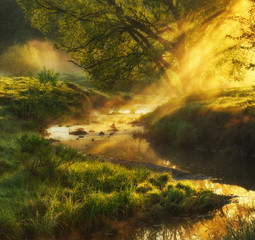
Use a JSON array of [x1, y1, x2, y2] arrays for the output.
[[18, 0, 233, 94]]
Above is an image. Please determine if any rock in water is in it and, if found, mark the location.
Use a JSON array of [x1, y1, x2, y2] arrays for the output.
[[70, 128, 88, 135]]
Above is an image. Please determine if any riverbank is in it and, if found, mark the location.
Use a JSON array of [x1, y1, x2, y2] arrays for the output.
[[0, 135, 228, 239], [0, 76, 229, 239], [143, 86, 255, 156]]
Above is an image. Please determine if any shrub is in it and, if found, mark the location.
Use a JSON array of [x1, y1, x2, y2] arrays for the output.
[[15, 134, 84, 175], [0, 44, 41, 76], [15, 134, 54, 175], [37, 67, 60, 86]]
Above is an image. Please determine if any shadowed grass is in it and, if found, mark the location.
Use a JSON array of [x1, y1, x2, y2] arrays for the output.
[[144, 87, 255, 155]]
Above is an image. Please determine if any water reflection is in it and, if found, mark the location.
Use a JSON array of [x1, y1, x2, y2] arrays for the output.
[[73, 217, 203, 240], [152, 143, 255, 190], [76, 181, 255, 240]]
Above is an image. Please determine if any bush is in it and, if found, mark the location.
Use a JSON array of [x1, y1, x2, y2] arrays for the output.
[[0, 44, 41, 76], [15, 134, 54, 175], [15, 134, 84, 175], [37, 67, 60, 86]]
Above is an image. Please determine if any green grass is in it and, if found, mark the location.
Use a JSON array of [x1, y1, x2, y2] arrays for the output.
[[59, 72, 91, 88], [0, 138, 227, 239], [0, 76, 229, 239], [0, 76, 93, 167], [144, 87, 255, 155], [0, 76, 92, 128]]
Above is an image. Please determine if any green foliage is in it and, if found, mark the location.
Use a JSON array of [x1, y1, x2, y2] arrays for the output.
[[0, 159, 16, 176], [54, 145, 84, 165], [0, 208, 20, 240], [149, 174, 170, 190], [15, 134, 54, 175], [18, 0, 233, 94], [0, 44, 41, 76], [145, 86, 255, 155], [136, 183, 153, 194], [146, 183, 225, 215], [0, 77, 91, 128], [0, 155, 225, 239], [37, 67, 60, 86], [15, 134, 85, 175]]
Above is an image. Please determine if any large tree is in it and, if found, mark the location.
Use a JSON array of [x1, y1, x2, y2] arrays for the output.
[[18, 0, 234, 94]]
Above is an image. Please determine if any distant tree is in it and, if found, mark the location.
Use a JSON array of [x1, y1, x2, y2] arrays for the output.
[[18, 0, 234, 95]]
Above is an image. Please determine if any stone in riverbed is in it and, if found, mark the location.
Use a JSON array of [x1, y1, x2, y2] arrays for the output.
[[69, 128, 88, 136], [99, 131, 105, 136]]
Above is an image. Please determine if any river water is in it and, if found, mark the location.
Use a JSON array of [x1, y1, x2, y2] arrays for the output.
[[47, 104, 255, 240]]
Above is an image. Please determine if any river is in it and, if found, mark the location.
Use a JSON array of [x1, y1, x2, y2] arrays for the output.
[[46, 104, 255, 240]]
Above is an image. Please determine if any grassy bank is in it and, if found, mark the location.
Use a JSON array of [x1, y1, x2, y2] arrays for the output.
[[0, 134, 227, 239], [143, 87, 255, 155], [0, 75, 94, 170], [0, 76, 92, 128], [0, 76, 230, 239]]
